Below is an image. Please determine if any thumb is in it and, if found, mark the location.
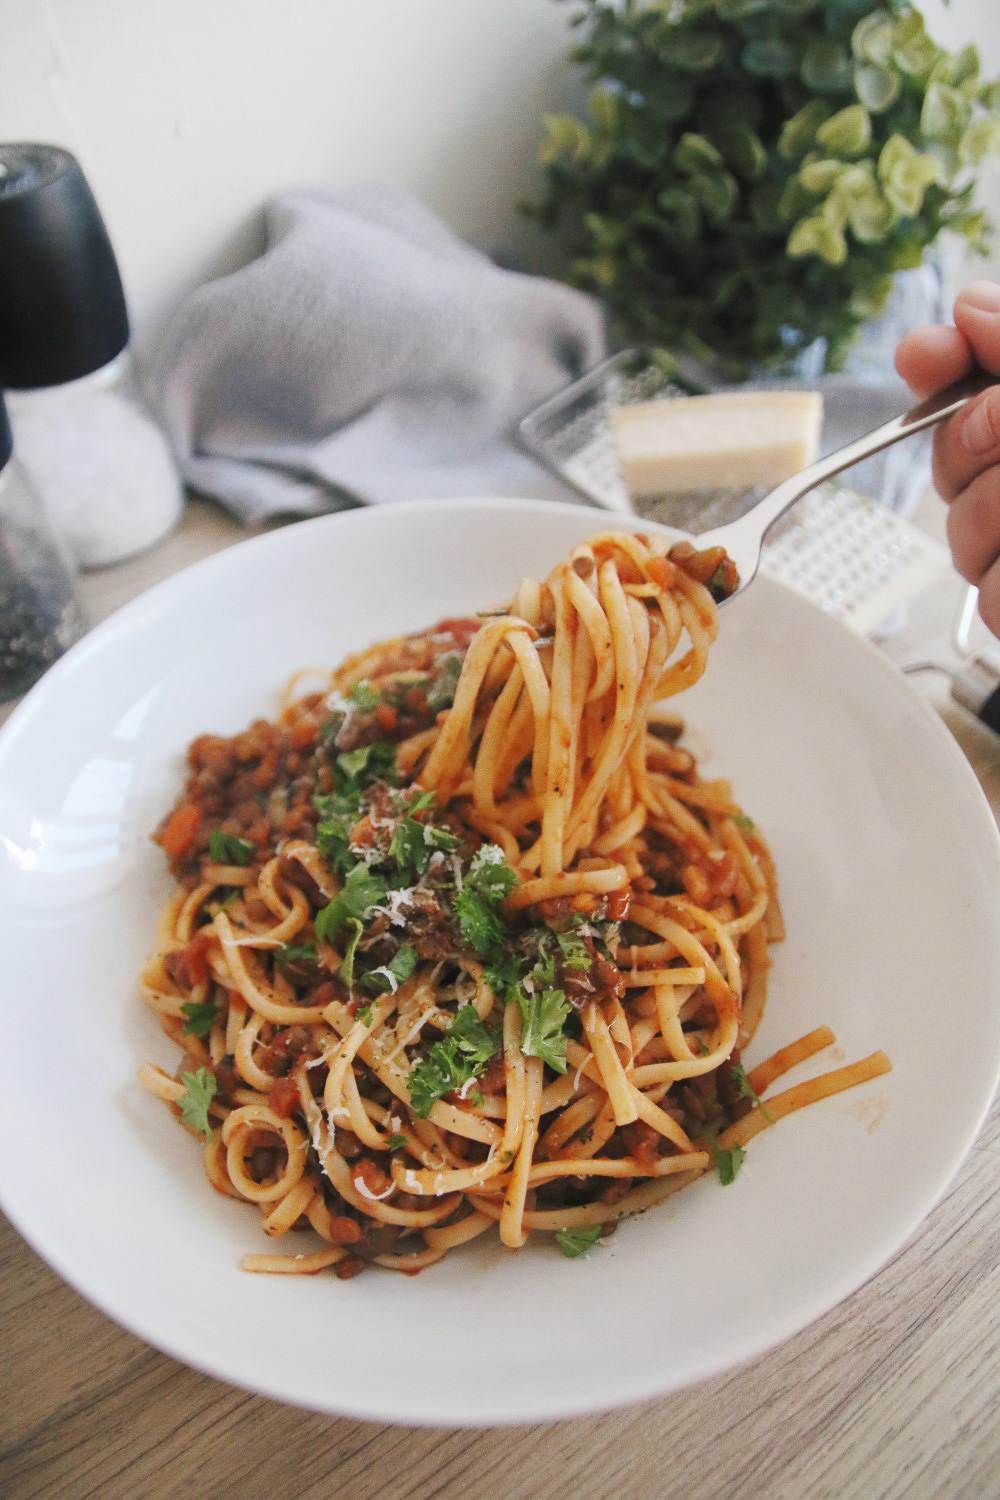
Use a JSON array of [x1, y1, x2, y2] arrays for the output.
[[952, 282, 1000, 376]]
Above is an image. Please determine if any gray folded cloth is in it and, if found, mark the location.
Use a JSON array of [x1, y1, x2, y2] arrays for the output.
[[150, 184, 607, 521]]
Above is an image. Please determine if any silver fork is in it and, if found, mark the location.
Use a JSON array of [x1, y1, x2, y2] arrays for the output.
[[690, 367, 995, 601]]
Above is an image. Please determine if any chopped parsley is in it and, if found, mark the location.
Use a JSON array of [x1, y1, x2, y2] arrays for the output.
[[555, 1224, 602, 1258], [556, 929, 592, 971], [178, 1067, 217, 1140], [388, 795, 459, 879], [208, 830, 254, 865], [407, 1005, 501, 1118], [731, 811, 755, 833], [360, 942, 418, 997], [337, 916, 365, 987], [711, 1140, 746, 1186], [335, 740, 397, 798], [276, 941, 317, 967], [315, 864, 388, 945], [729, 1063, 775, 1124], [180, 1000, 218, 1040], [386, 1133, 409, 1152], [347, 679, 380, 712], [426, 652, 463, 713], [454, 845, 518, 957], [515, 985, 571, 1074]]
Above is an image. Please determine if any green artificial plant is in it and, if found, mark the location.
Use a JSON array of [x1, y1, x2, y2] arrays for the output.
[[532, 0, 1000, 371]]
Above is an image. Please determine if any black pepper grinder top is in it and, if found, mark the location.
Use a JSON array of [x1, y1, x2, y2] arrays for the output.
[[0, 142, 129, 390]]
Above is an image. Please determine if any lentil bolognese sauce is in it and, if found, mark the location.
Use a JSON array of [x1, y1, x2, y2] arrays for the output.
[[139, 531, 889, 1278]]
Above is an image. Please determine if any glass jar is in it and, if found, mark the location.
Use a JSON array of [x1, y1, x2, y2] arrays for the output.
[[0, 393, 86, 701]]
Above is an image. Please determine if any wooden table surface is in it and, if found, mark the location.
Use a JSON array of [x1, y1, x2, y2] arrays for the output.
[[3, 495, 1000, 1500]]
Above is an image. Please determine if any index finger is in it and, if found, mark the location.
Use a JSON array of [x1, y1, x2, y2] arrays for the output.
[[895, 323, 973, 399]]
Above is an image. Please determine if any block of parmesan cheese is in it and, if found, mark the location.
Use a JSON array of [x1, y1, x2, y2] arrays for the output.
[[608, 390, 823, 498]]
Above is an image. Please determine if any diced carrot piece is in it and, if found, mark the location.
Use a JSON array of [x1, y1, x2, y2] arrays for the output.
[[159, 803, 202, 858]]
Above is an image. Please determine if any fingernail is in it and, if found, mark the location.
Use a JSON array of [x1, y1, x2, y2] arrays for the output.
[[962, 393, 1000, 455], [961, 281, 1000, 314]]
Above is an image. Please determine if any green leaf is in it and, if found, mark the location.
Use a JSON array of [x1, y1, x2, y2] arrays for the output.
[[406, 1005, 501, 1118], [666, 30, 724, 72], [921, 81, 969, 141], [276, 941, 317, 967], [208, 830, 254, 866], [656, 188, 702, 243], [588, 86, 620, 133], [180, 1000, 218, 1040], [801, 39, 853, 94], [716, 0, 769, 18], [815, 104, 871, 158], [179, 1067, 218, 1141], [712, 121, 767, 181], [879, 134, 942, 216], [728, 1062, 776, 1123], [555, 1224, 602, 1259], [338, 916, 364, 988], [424, 653, 464, 713], [852, 13, 893, 69], [689, 169, 739, 223], [388, 802, 459, 881], [799, 158, 843, 195], [742, 37, 800, 79], [347, 680, 380, 712], [556, 929, 592, 972], [515, 987, 572, 1074], [959, 119, 1000, 166], [316, 864, 388, 945], [714, 1141, 746, 1186], [778, 99, 833, 161], [673, 132, 723, 176], [386, 1134, 409, 1152], [787, 214, 848, 266], [454, 846, 518, 959], [335, 741, 397, 797], [892, 13, 942, 81], [360, 943, 418, 997], [854, 63, 900, 114]]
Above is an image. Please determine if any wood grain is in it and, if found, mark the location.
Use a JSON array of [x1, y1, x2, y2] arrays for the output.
[[3, 495, 999, 1500]]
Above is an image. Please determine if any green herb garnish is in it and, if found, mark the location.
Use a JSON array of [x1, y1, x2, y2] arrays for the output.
[[729, 1063, 775, 1124], [276, 941, 317, 967], [712, 1140, 746, 1186], [360, 943, 418, 997], [316, 864, 388, 944], [178, 1067, 218, 1140], [454, 845, 517, 958], [386, 1133, 409, 1152], [515, 986, 571, 1075], [388, 797, 459, 879], [348, 680, 380, 712], [335, 741, 397, 797], [338, 916, 365, 988], [180, 1000, 218, 1040], [407, 1005, 501, 1118], [556, 928, 592, 971], [426, 652, 463, 712], [208, 830, 254, 865], [555, 1224, 602, 1259]]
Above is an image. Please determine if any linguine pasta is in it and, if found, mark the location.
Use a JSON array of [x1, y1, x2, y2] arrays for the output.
[[139, 530, 889, 1278]]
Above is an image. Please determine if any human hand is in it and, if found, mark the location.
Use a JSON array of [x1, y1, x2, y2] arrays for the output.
[[896, 281, 1000, 638]]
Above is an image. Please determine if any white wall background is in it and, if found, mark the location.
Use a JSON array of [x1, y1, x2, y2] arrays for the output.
[[0, 0, 999, 358]]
